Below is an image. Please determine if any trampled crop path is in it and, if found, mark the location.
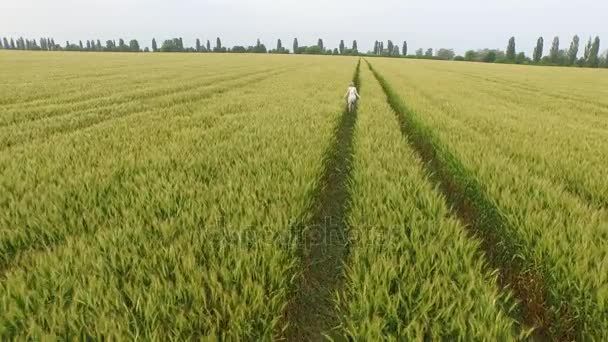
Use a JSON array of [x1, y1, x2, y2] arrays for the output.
[[366, 60, 576, 340], [282, 60, 361, 340]]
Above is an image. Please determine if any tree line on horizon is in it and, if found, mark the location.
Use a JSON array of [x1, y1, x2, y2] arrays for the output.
[[1, 35, 606, 68], [370, 36, 606, 68]]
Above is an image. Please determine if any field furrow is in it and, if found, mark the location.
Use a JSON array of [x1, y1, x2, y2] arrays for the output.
[[283, 60, 360, 341], [338, 61, 519, 340]]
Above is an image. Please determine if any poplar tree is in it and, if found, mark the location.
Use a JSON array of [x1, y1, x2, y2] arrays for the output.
[[207, 40, 211, 52], [567, 35, 579, 65], [506, 37, 516, 61], [293, 38, 298, 54], [152, 38, 157, 52], [196, 39, 201, 52], [588, 36, 601, 67], [533, 37, 544, 63], [387, 40, 394, 56], [402, 41, 408, 56], [549, 36, 560, 63], [352, 40, 358, 53], [339, 40, 345, 54], [216, 37, 222, 51], [583, 37, 592, 62], [317, 38, 324, 51]]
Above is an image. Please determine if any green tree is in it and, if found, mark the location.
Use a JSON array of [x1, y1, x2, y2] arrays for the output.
[[1, 38, 7, 49], [215, 37, 222, 51], [402, 41, 408, 56], [588, 36, 601, 67], [393, 46, 400, 56], [333, 48, 339, 55], [293, 38, 298, 54], [506, 37, 516, 61], [483, 50, 497, 63], [10, 38, 15, 49], [339, 40, 345, 54], [95, 40, 101, 51], [567, 35, 579, 65], [533, 36, 544, 63], [129, 39, 140, 52], [206, 40, 211, 52], [436, 48, 455, 60], [583, 37, 592, 61], [317, 38, 324, 51], [374, 41, 379, 55], [387, 40, 394, 56], [118, 39, 127, 51], [515, 52, 528, 64], [424, 48, 433, 57], [196, 38, 201, 52], [415, 48, 423, 57], [352, 40, 358, 54], [252, 39, 267, 53], [152, 38, 157, 52], [79, 40, 83, 50], [86, 40, 91, 50], [549, 36, 560, 64], [277, 39, 282, 51], [601, 51, 608, 68]]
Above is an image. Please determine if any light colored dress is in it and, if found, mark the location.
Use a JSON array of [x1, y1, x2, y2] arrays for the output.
[[346, 86, 360, 105]]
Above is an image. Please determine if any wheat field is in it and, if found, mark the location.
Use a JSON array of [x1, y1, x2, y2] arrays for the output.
[[0, 51, 606, 340]]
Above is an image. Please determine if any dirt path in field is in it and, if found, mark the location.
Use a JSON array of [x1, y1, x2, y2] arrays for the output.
[[366, 60, 576, 340], [281, 60, 360, 341]]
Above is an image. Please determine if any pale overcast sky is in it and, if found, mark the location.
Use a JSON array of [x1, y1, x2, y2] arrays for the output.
[[1, 0, 607, 55]]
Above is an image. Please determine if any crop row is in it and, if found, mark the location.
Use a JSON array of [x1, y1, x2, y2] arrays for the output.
[[369, 58, 608, 338], [383, 59, 608, 210], [0, 52, 292, 108], [0, 66, 293, 149], [337, 64, 521, 339], [0, 54, 357, 339]]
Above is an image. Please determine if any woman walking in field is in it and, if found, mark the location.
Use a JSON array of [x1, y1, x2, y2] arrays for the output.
[[345, 82, 360, 113]]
